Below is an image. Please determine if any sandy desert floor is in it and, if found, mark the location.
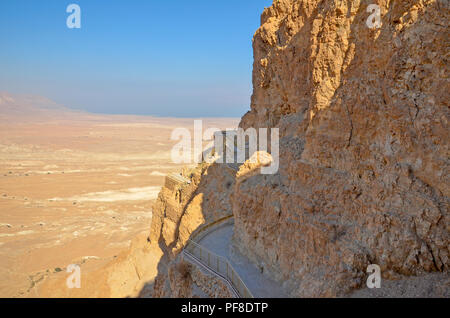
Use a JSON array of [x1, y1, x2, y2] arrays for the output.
[[0, 113, 238, 297]]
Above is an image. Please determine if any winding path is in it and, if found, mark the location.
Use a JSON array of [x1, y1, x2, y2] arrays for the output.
[[188, 222, 287, 298]]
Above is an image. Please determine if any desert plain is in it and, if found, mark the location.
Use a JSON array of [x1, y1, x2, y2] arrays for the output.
[[0, 92, 238, 297]]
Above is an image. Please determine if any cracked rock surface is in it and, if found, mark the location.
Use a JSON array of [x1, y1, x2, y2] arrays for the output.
[[233, 0, 449, 297]]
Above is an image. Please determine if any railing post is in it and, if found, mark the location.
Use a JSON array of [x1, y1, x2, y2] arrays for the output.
[[232, 269, 234, 285], [238, 278, 240, 296]]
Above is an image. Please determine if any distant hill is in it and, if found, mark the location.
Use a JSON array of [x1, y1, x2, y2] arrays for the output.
[[0, 92, 88, 122]]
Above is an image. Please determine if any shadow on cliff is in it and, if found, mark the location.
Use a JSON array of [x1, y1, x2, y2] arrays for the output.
[[137, 160, 237, 298]]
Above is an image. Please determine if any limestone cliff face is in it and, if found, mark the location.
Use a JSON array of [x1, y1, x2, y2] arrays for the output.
[[150, 163, 237, 255], [149, 0, 448, 298], [233, 0, 449, 297], [150, 163, 237, 297]]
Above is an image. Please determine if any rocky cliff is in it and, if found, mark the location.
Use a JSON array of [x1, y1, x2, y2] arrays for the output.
[[233, 0, 449, 297], [149, 163, 238, 297], [150, 0, 449, 297]]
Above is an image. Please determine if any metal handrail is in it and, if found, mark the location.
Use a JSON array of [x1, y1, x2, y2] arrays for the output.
[[182, 250, 240, 298], [184, 239, 253, 298]]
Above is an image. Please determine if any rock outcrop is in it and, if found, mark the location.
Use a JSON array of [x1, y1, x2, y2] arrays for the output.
[[233, 0, 449, 297], [150, 163, 238, 297], [153, 258, 234, 298], [150, 0, 449, 297]]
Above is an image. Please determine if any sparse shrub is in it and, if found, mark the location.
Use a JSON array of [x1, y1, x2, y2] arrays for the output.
[[177, 260, 192, 280]]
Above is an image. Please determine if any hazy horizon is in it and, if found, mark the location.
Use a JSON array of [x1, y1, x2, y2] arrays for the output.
[[0, 0, 272, 118], [0, 91, 242, 119]]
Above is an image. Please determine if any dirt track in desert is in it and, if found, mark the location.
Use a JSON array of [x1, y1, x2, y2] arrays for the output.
[[0, 112, 238, 297]]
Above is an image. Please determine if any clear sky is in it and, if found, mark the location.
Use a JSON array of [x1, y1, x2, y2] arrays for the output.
[[0, 0, 272, 117]]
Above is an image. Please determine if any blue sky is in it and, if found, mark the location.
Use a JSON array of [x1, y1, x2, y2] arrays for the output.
[[0, 0, 272, 117]]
